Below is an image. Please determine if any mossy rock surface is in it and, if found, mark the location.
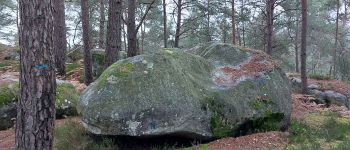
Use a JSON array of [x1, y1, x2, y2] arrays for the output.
[[0, 76, 18, 130], [78, 43, 292, 139], [0, 77, 80, 130]]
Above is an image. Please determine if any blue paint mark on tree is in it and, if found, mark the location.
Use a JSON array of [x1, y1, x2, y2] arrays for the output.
[[33, 64, 49, 69]]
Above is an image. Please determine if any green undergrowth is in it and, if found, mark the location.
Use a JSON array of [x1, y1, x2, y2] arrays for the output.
[[309, 73, 332, 80], [65, 63, 80, 74], [56, 83, 80, 118], [0, 84, 18, 107], [55, 120, 117, 150], [286, 111, 350, 150], [0, 60, 19, 71]]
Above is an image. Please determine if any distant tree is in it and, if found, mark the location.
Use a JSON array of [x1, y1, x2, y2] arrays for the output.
[[105, 0, 122, 68], [99, 0, 106, 49], [333, 0, 340, 77], [53, 0, 67, 76], [163, 0, 168, 48], [81, 0, 93, 85], [301, 0, 308, 94], [231, 0, 236, 45], [16, 0, 56, 149], [266, 0, 276, 55], [127, 0, 155, 57], [174, 0, 183, 48]]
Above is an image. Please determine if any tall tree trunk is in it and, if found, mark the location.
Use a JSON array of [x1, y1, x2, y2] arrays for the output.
[[16, 0, 56, 149], [343, 0, 347, 28], [231, 0, 236, 45], [333, 0, 340, 77], [105, 0, 122, 68], [295, 18, 300, 73], [223, 0, 227, 43], [174, 0, 182, 48], [266, 0, 274, 55], [207, 0, 211, 42], [301, 0, 308, 94], [53, 0, 67, 76], [241, 0, 246, 46], [163, 0, 168, 48], [99, 0, 105, 49], [81, 0, 94, 85], [127, 0, 137, 57]]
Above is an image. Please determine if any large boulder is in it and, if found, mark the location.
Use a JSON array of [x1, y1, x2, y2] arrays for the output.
[[77, 43, 292, 139]]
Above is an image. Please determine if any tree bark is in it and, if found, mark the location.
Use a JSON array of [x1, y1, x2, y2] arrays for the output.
[[207, 0, 211, 42], [127, 0, 137, 57], [53, 0, 67, 76], [241, 0, 245, 46], [174, 0, 182, 48], [266, 0, 275, 55], [99, 0, 106, 49], [81, 0, 94, 85], [163, 0, 168, 48], [105, 0, 122, 68], [301, 0, 308, 94], [295, 18, 300, 73], [16, 0, 56, 149], [231, 0, 236, 45], [333, 0, 340, 77]]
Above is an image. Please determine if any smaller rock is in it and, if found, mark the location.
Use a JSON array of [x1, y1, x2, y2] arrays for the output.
[[307, 84, 318, 90], [0, 102, 16, 130], [324, 90, 348, 108]]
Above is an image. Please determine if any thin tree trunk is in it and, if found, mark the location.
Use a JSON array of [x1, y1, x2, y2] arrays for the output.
[[53, 0, 67, 76], [81, 0, 93, 85], [295, 18, 300, 73], [301, 0, 308, 94], [223, 0, 227, 43], [127, 0, 137, 57], [266, 0, 274, 55], [105, 0, 122, 68], [343, 0, 347, 28], [174, 0, 182, 48], [123, 23, 127, 51], [207, 0, 211, 42], [141, 22, 145, 54], [163, 0, 168, 48], [231, 0, 236, 45], [333, 0, 340, 77], [99, 0, 105, 49], [16, 0, 56, 149], [241, 0, 246, 46]]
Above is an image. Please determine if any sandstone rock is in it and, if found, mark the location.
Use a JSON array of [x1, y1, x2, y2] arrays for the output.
[[77, 43, 292, 139]]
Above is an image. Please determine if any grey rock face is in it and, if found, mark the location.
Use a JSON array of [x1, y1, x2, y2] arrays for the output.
[[78, 43, 292, 139]]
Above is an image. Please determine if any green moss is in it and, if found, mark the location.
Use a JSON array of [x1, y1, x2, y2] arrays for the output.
[[96, 62, 135, 90], [287, 111, 350, 149], [55, 120, 118, 150], [210, 112, 234, 138], [65, 63, 80, 73], [112, 63, 134, 77], [309, 73, 331, 80], [56, 83, 80, 117], [92, 51, 105, 65], [0, 86, 17, 107]]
